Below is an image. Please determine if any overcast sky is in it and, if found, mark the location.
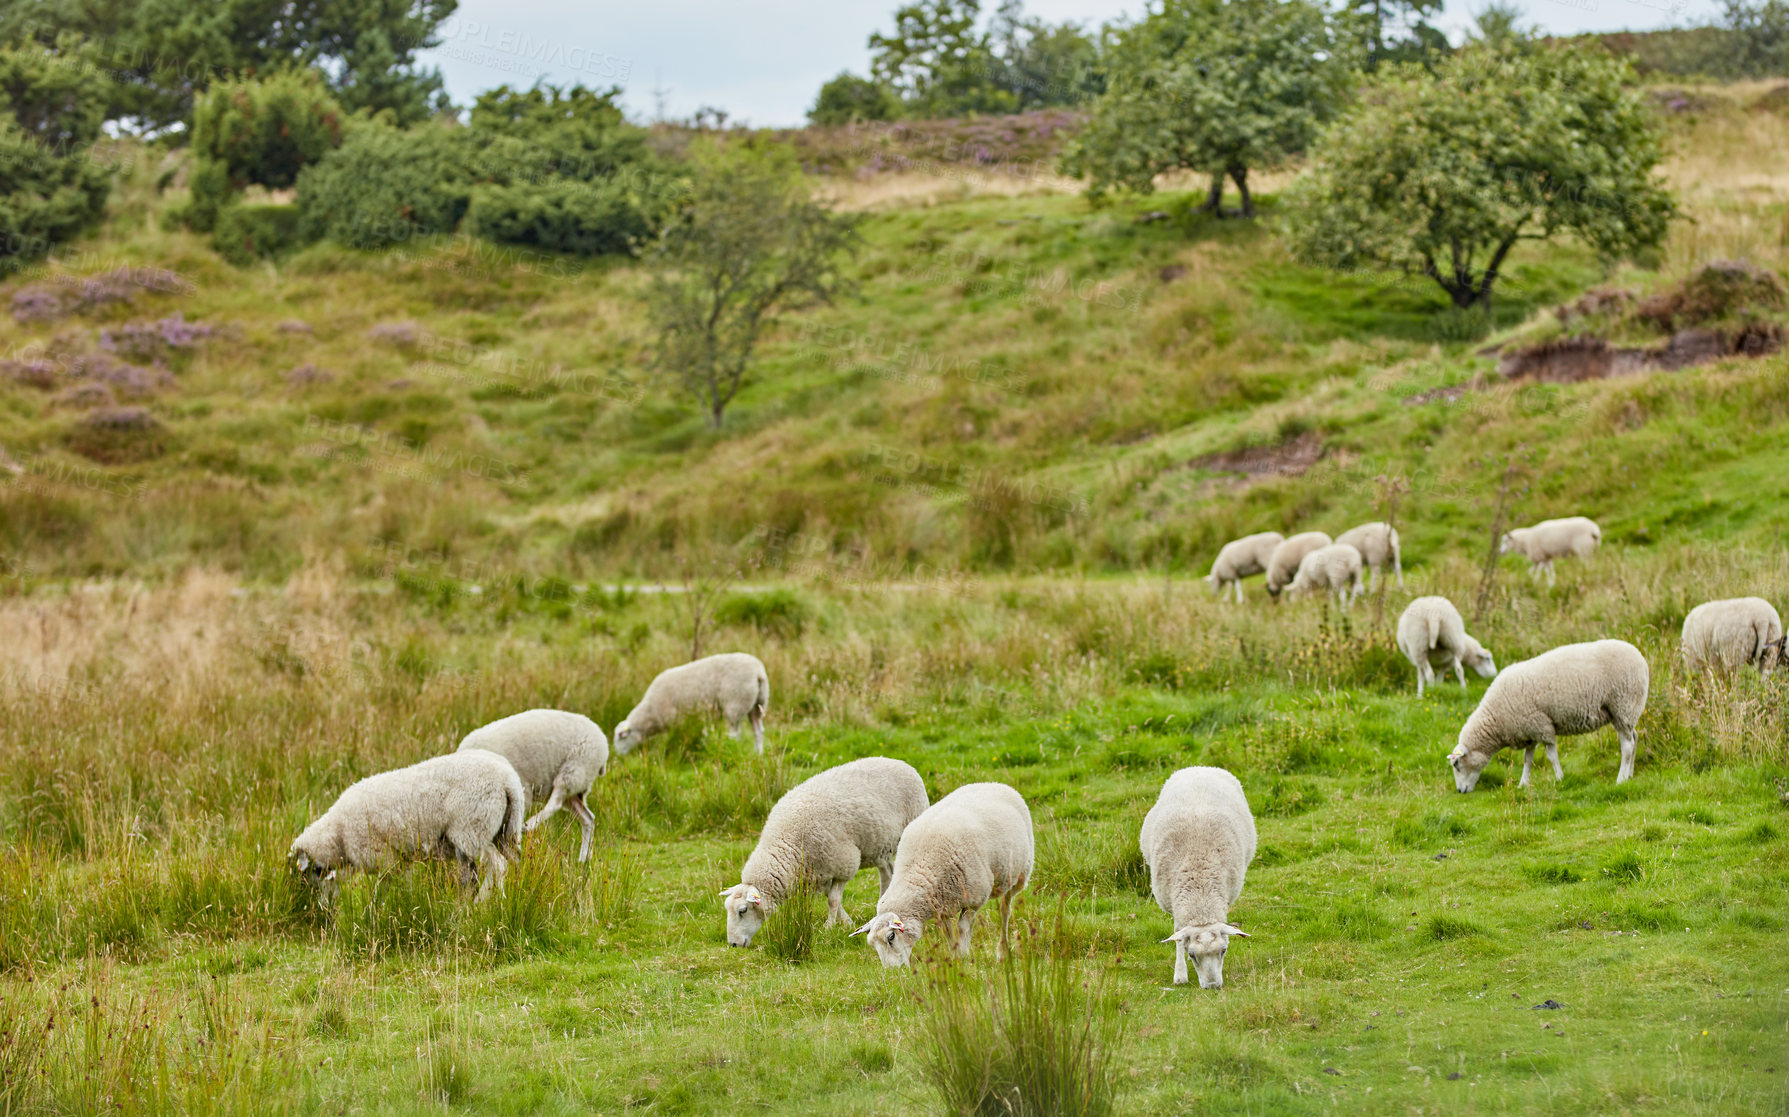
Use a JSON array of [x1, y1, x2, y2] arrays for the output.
[[421, 0, 1720, 128]]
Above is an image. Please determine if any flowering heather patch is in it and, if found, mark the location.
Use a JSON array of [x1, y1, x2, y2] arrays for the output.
[[9, 268, 193, 324], [10, 287, 63, 323], [99, 313, 212, 362], [287, 363, 334, 386], [767, 110, 1086, 177], [53, 381, 116, 409], [367, 320, 423, 347], [0, 360, 61, 389]]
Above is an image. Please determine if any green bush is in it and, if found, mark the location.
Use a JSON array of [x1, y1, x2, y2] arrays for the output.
[[464, 177, 656, 257], [295, 121, 471, 249], [188, 71, 344, 233], [0, 43, 112, 276], [713, 588, 810, 638], [211, 204, 306, 265]]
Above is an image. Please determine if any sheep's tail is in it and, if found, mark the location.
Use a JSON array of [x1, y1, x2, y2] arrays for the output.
[[755, 667, 770, 717], [498, 777, 525, 860], [1426, 610, 1441, 651]]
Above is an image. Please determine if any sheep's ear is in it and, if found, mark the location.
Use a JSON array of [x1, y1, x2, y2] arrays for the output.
[[324, 869, 337, 881], [719, 886, 740, 897], [1223, 925, 1250, 939], [849, 920, 875, 937]]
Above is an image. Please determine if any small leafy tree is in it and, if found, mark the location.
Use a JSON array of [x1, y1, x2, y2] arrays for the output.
[[645, 145, 858, 430], [1061, 0, 1354, 215], [808, 72, 903, 125], [1343, 0, 1447, 68], [869, 0, 1016, 116], [1283, 43, 1677, 312]]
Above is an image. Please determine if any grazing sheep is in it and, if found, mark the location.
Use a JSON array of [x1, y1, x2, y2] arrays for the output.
[[1447, 639, 1649, 792], [1397, 596, 1498, 696], [1140, 767, 1256, 989], [721, 757, 929, 946], [851, 782, 1033, 968], [1500, 517, 1601, 587], [1681, 597, 1784, 673], [614, 652, 770, 755], [1335, 521, 1404, 592], [289, 751, 524, 901], [1264, 531, 1333, 598], [1204, 531, 1285, 603], [457, 709, 609, 863], [1288, 543, 1364, 610]]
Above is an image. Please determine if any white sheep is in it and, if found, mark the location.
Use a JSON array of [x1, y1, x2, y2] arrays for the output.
[[1500, 517, 1601, 587], [1681, 597, 1784, 673], [1140, 766, 1256, 988], [1264, 531, 1333, 598], [1288, 543, 1364, 610], [1397, 596, 1498, 696], [1448, 639, 1649, 792], [851, 782, 1033, 967], [614, 652, 770, 755], [1334, 521, 1404, 592], [289, 751, 524, 901], [1204, 531, 1284, 603], [721, 757, 929, 946], [457, 709, 609, 863]]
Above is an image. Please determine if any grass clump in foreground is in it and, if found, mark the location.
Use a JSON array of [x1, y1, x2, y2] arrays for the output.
[[919, 920, 1127, 1117]]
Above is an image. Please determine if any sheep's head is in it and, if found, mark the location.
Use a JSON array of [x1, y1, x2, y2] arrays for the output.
[[720, 883, 771, 947], [1462, 639, 1498, 679], [612, 720, 637, 754], [851, 912, 920, 968], [1163, 923, 1249, 989], [1447, 740, 1489, 792], [1498, 533, 1516, 554], [288, 847, 337, 895]]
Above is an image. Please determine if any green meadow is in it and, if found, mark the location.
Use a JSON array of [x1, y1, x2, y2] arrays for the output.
[[1, 83, 1787, 1115]]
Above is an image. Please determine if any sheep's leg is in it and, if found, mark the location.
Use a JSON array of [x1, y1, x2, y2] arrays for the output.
[[875, 863, 893, 896], [525, 783, 567, 833], [1415, 664, 1426, 698], [1364, 566, 1377, 594], [825, 881, 849, 926], [955, 912, 975, 958], [997, 893, 1014, 961], [1544, 562, 1556, 588], [750, 706, 765, 755], [570, 794, 596, 863], [1519, 747, 1535, 788], [1454, 658, 1467, 688], [1546, 741, 1563, 781], [1172, 938, 1189, 986], [1232, 581, 1244, 604], [1394, 552, 1404, 589], [1617, 726, 1637, 783], [476, 848, 507, 901], [458, 854, 478, 891]]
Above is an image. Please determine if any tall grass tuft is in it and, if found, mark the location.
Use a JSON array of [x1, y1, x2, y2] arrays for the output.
[[917, 922, 1126, 1117], [756, 880, 827, 963]]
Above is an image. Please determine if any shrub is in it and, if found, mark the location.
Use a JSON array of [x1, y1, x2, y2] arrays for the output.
[[0, 119, 111, 277], [714, 588, 810, 638], [295, 121, 472, 249], [463, 176, 657, 257], [188, 71, 344, 232], [918, 931, 1126, 1117], [211, 204, 305, 265]]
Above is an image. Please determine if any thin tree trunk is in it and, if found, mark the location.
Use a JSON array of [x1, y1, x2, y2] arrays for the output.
[[1199, 173, 1224, 215], [1230, 166, 1252, 218]]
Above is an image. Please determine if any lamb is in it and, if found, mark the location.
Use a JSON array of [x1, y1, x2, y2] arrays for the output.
[[1447, 639, 1649, 792], [1334, 521, 1404, 592], [1500, 516, 1601, 587], [1264, 531, 1333, 598], [1681, 597, 1784, 673], [1287, 543, 1364, 610], [1139, 766, 1256, 989], [721, 757, 929, 947], [851, 782, 1033, 968], [288, 751, 524, 901], [613, 652, 770, 755], [1396, 596, 1498, 696], [457, 709, 609, 863], [1203, 531, 1284, 603]]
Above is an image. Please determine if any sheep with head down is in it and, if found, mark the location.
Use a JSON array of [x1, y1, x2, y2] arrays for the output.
[[1139, 766, 1256, 988]]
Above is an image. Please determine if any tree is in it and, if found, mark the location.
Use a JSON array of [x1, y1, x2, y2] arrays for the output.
[[1724, 0, 1789, 76], [188, 71, 344, 231], [645, 146, 858, 429], [1343, 0, 1447, 69], [0, 41, 112, 275], [808, 72, 903, 125], [868, 0, 1015, 116], [1466, 2, 1532, 48], [0, 0, 456, 131], [1060, 0, 1355, 216], [1283, 43, 1677, 312], [987, 0, 1102, 110]]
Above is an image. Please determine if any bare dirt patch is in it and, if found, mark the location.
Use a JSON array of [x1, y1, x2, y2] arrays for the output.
[[1189, 430, 1324, 477]]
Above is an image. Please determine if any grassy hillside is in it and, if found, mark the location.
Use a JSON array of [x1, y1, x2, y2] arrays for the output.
[[0, 81, 1785, 1117]]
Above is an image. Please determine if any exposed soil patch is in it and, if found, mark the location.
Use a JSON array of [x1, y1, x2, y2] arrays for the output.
[[1403, 383, 1474, 405], [1498, 326, 1782, 384], [1189, 430, 1324, 477]]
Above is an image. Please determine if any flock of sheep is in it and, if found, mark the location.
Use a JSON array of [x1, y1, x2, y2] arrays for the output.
[[286, 512, 1783, 988]]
